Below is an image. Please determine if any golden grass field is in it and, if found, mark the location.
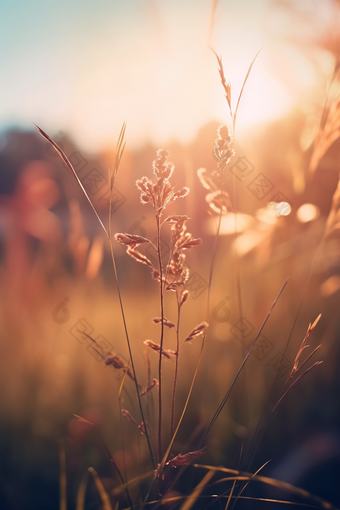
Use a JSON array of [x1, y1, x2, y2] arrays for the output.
[[1, 108, 340, 509], [2, 1, 340, 508]]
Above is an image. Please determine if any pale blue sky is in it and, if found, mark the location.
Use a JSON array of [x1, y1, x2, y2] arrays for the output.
[[0, 0, 337, 151]]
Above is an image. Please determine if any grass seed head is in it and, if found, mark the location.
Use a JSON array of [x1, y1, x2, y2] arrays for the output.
[[136, 149, 189, 216], [144, 340, 174, 359], [153, 317, 176, 328], [122, 409, 138, 425], [213, 125, 235, 170], [166, 448, 206, 467], [114, 233, 150, 248], [185, 322, 209, 343], [141, 378, 159, 397]]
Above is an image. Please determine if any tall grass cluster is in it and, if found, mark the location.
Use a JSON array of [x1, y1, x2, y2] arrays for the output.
[[21, 44, 340, 510]]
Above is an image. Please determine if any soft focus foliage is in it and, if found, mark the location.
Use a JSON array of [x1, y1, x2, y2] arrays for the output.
[[3, 1, 340, 508]]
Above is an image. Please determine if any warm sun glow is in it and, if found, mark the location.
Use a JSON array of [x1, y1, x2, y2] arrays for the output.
[[0, 0, 328, 151]]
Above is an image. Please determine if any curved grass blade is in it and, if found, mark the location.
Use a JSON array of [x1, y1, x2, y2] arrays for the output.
[[193, 465, 337, 510], [134, 497, 327, 510], [89, 467, 113, 510], [108, 164, 155, 469], [224, 479, 237, 510], [179, 470, 214, 510], [197, 278, 288, 448], [111, 471, 154, 497], [202, 460, 271, 510], [238, 234, 326, 483], [294, 344, 322, 376], [40, 119, 154, 469], [227, 460, 271, 510], [273, 361, 323, 412], [33, 123, 109, 238], [73, 414, 134, 508], [210, 48, 232, 119], [121, 495, 325, 510], [112, 122, 126, 184], [233, 49, 261, 130], [73, 414, 125, 485]]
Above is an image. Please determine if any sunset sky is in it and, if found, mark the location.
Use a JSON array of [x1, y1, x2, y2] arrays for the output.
[[0, 0, 338, 151]]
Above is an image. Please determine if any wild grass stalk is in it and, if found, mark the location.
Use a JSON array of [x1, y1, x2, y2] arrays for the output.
[[191, 464, 337, 510], [108, 127, 155, 468], [197, 278, 288, 448], [89, 467, 113, 510], [202, 47, 326, 510], [73, 411, 133, 507], [155, 212, 165, 461], [170, 295, 181, 439], [226, 60, 340, 509], [207, 48, 261, 429], [34, 123, 155, 472], [115, 149, 205, 473], [33, 39, 334, 508], [238, 159, 336, 482]]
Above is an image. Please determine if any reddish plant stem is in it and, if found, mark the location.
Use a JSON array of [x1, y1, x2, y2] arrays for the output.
[[146, 345, 151, 387], [156, 213, 165, 462], [171, 296, 181, 439]]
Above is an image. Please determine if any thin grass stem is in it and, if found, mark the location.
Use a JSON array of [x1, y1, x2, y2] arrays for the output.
[[170, 298, 181, 439], [197, 278, 288, 449], [109, 167, 156, 470], [156, 213, 165, 462], [232, 240, 325, 510]]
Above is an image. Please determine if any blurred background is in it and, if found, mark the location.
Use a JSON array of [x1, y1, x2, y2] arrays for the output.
[[2, 0, 340, 508]]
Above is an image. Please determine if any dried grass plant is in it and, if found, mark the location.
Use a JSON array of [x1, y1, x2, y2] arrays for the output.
[[30, 34, 340, 510]]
